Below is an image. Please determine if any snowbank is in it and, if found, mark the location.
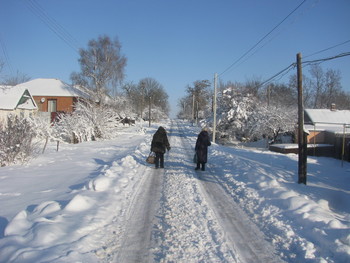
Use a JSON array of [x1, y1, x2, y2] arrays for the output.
[[0, 121, 349, 262]]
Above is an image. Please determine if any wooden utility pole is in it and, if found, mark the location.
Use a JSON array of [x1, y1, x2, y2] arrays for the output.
[[213, 73, 217, 143], [148, 96, 151, 127], [196, 101, 199, 125], [192, 94, 195, 124], [297, 53, 307, 184]]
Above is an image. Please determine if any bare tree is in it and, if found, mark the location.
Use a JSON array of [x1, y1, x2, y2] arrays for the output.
[[71, 35, 127, 103], [139, 78, 169, 114], [122, 78, 170, 117], [3, 71, 31, 86], [262, 83, 297, 108], [308, 65, 345, 109], [334, 90, 350, 110], [323, 69, 342, 108], [309, 64, 325, 108], [185, 80, 211, 118]]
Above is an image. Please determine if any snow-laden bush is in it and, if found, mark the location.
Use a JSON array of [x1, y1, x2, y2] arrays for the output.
[[0, 115, 35, 166], [216, 91, 257, 141], [29, 113, 57, 140], [54, 101, 122, 143], [214, 86, 297, 142], [245, 104, 296, 142]]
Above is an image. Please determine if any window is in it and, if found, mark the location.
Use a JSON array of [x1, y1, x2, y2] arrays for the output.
[[48, 99, 57, 113]]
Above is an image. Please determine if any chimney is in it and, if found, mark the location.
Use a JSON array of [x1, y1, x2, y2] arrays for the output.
[[330, 103, 336, 111]]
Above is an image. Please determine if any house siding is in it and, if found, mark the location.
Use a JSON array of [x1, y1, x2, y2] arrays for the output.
[[307, 130, 325, 144], [33, 96, 76, 112], [0, 109, 37, 128]]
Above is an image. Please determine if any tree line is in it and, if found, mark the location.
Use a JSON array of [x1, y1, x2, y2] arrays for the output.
[[178, 64, 350, 143], [0, 35, 170, 166], [0, 35, 170, 119]]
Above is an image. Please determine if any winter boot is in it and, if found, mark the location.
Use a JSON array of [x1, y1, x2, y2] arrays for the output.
[[195, 162, 200, 170]]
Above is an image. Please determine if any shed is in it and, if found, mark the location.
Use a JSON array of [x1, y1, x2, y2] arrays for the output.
[[304, 108, 350, 160], [269, 108, 350, 161]]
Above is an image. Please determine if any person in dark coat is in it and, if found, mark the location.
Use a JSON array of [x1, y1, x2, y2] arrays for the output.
[[195, 128, 211, 171], [151, 126, 171, 168]]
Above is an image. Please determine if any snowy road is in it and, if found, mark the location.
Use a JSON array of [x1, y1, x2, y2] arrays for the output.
[[111, 121, 282, 262], [1, 120, 349, 262]]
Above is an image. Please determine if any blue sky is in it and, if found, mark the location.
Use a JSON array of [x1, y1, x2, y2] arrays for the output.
[[1, 0, 349, 117]]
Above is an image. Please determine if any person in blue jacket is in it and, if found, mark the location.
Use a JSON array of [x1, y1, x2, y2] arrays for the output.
[[195, 128, 211, 171]]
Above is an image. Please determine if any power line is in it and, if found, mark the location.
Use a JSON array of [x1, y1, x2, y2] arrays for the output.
[[302, 52, 350, 67], [24, 0, 80, 53], [0, 36, 14, 75], [304, 40, 350, 58], [233, 0, 319, 70], [219, 0, 307, 77], [260, 51, 350, 87], [259, 63, 296, 87]]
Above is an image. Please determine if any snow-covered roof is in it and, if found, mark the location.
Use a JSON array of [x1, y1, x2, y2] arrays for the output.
[[16, 78, 89, 98], [305, 109, 350, 125], [0, 85, 37, 110]]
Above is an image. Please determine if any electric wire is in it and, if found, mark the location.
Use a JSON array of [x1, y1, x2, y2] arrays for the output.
[[219, 0, 307, 77], [0, 36, 14, 75], [259, 51, 350, 88], [304, 40, 350, 58], [302, 52, 350, 66], [259, 63, 296, 87], [25, 0, 80, 53], [234, 0, 319, 71]]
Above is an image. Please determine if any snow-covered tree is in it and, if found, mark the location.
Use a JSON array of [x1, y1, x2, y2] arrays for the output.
[[71, 35, 127, 104], [212, 81, 297, 143], [0, 115, 35, 166], [53, 100, 122, 143]]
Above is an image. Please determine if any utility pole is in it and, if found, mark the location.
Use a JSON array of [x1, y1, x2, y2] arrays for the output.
[[196, 101, 199, 125], [192, 94, 195, 125], [213, 73, 217, 143], [149, 96, 151, 127], [297, 53, 307, 185], [140, 81, 145, 120]]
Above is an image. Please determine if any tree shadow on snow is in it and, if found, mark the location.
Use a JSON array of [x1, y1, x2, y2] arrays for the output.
[[0, 216, 9, 238]]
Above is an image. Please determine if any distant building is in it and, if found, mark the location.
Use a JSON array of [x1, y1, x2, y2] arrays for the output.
[[304, 106, 350, 160], [269, 106, 350, 161], [17, 78, 88, 112], [16, 78, 89, 122], [0, 85, 38, 127]]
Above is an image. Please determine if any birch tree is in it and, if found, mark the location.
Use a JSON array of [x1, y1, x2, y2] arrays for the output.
[[71, 35, 127, 103]]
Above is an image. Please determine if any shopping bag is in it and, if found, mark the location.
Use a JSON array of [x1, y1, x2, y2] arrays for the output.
[[146, 152, 156, 164], [193, 153, 197, 163]]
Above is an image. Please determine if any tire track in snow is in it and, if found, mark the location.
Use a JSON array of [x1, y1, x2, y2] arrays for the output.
[[165, 121, 283, 262], [152, 121, 238, 262], [112, 167, 164, 262], [197, 171, 283, 263]]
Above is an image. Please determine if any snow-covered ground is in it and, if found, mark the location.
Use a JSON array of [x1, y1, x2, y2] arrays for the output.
[[0, 120, 349, 262]]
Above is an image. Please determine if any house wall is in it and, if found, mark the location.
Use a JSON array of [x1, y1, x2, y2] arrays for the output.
[[33, 96, 77, 112], [307, 130, 325, 144], [0, 109, 37, 129], [293, 129, 350, 161]]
